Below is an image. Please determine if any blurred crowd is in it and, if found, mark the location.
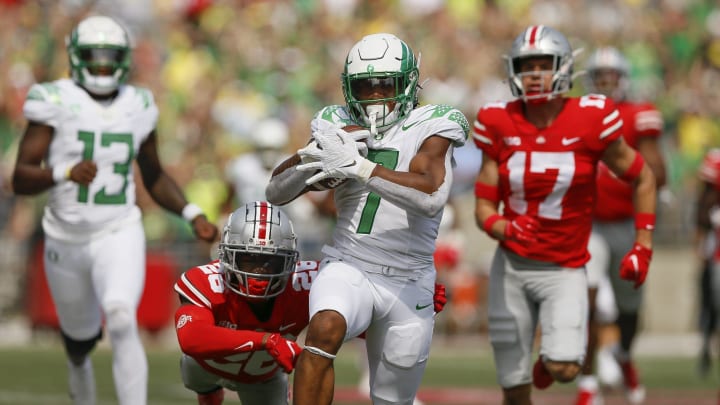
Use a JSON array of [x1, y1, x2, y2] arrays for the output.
[[1, 0, 720, 334]]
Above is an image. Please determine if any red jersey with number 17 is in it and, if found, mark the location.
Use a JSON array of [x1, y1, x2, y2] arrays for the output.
[[594, 101, 663, 221], [174, 259, 317, 384], [473, 95, 623, 267]]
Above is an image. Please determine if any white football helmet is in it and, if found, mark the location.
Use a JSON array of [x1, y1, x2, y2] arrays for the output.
[[220, 201, 299, 300], [66, 15, 131, 96], [342, 33, 419, 134], [585, 47, 630, 101], [505, 25, 574, 102]]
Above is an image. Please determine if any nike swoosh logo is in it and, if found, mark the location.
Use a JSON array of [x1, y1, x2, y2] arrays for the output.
[[402, 117, 432, 131], [561, 137, 581, 146], [279, 323, 297, 331], [415, 303, 433, 311], [341, 161, 357, 168], [234, 342, 254, 351]]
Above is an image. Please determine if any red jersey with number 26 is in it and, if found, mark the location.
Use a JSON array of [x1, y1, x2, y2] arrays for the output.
[[594, 101, 663, 220], [174, 260, 317, 384], [473, 95, 623, 267]]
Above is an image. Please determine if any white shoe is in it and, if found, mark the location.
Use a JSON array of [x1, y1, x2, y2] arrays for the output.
[[626, 384, 646, 404], [597, 346, 622, 388], [68, 358, 96, 405], [357, 371, 370, 398]]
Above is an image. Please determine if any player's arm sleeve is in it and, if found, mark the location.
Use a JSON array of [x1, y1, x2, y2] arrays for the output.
[[363, 108, 465, 217], [266, 110, 346, 205], [365, 157, 452, 218], [174, 304, 270, 358], [265, 153, 315, 205]]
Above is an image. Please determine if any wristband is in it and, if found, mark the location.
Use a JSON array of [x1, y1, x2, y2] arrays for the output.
[[356, 158, 377, 184], [619, 152, 644, 182], [182, 203, 204, 222], [261, 332, 271, 348], [635, 213, 655, 231], [52, 164, 71, 184], [482, 213, 504, 236], [474, 181, 499, 203]]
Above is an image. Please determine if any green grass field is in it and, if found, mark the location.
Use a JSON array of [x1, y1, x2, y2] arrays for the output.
[[0, 338, 716, 404]]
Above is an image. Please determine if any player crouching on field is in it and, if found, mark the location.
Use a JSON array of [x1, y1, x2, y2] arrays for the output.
[[174, 201, 448, 405]]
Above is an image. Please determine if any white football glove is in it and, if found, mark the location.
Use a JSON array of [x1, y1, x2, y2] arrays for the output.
[[297, 126, 376, 184], [299, 139, 322, 165]]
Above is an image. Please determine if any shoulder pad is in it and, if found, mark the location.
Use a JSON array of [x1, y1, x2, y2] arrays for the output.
[[174, 262, 225, 308], [315, 105, 353, 126], [26, 83, 63, 104], [132, 86, 156, 110]]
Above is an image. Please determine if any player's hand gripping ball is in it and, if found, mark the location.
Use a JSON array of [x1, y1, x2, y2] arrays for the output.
[[305, 125, 369, 191]]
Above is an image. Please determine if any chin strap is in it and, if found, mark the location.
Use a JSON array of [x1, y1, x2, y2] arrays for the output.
[[366, 107, 379, 136]]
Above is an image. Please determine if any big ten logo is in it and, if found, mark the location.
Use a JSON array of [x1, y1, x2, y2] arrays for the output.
[[292, 261, 319, 291]]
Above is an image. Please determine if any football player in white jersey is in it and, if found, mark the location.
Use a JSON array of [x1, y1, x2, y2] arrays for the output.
[[266, 33, 468, 405], [11, 15, 217, 405]]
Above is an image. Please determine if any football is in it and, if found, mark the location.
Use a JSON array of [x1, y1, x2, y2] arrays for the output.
[[309, 176, 349, 191], [341, 124, 366, 133], [306, 125, 367, 191]]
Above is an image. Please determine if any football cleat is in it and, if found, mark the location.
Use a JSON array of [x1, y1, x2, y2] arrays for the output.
[[575, 388, 604, 405], [619, 360, 646, 404], [596, 345, 623, 388]]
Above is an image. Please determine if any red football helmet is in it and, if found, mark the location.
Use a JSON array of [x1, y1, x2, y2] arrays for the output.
[[220, 201, 299, 300]]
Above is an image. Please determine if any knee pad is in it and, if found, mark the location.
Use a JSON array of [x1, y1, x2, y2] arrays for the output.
[[105, 305, 137, 338], [62, 329, 102, 365], [382, 323, 430, 369]]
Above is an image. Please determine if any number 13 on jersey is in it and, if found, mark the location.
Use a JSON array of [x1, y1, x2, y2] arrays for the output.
[[75, 130, 134, 204]]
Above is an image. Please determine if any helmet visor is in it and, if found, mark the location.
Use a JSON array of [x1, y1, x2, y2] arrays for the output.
[[78, 47, 127, 75], [222, 248, 296, 299], [350, 77, 397, 101], [232, 252, 287, 275]]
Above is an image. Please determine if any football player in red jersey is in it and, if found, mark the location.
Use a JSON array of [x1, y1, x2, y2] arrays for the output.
[[174, 201, 448, 405], [174, 201, 305, 405], [696, 149, 720, 402], [575, 47, 667, 405], [472, 26, 657, 405]]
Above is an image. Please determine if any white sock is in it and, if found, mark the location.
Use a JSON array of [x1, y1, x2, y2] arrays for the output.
[[111, 328, 147, 405], [577, 375, 599, 391], [68, 358, 96, 405]]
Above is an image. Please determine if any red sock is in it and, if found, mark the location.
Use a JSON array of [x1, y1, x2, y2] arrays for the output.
[[197, 389, 224, 405]]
